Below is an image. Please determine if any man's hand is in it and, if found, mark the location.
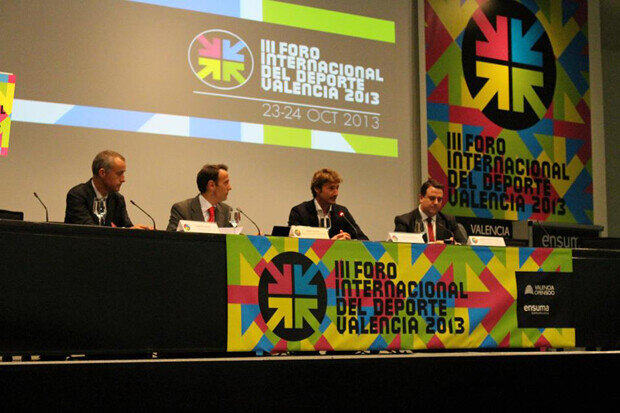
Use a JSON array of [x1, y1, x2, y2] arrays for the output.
[[331, 230, 351, 240], [131, 225, 153, 230]]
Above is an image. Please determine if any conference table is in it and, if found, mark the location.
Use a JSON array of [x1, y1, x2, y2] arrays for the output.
[[0, 219, 617, 358]]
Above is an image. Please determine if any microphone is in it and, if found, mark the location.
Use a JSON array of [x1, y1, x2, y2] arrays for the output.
[[435, 219, 456, 241], [337, 211, 358, 239], [237, 207, 262, 235], [33, 192, 49, 222], [130, 200, 157, 230]]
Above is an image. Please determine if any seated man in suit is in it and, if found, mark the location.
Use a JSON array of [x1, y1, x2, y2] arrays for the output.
[[288, 168, 368, 240], [394, 178, 467, 244], [166, 164, 233, 231], [64, 150, 150, 229]]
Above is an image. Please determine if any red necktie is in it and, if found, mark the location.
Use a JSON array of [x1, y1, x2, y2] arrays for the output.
[[208, 206, 215, 223], [426, 217, 435, 242]]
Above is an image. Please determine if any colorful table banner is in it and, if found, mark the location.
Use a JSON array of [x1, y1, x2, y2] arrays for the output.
[[0, 72, 15, 157], [424, 0, 592, 224], [227, 235, 575, 353]]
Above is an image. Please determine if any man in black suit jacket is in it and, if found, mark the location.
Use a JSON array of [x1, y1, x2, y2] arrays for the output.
[[64, 150, 147, 228], [394, 178, 466, 243], [166, 164, 233, 231], [288, 168, 368, 240]]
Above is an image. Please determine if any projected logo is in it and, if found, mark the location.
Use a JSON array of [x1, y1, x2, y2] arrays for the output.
[[462, 1, 556, 130], [188, 29, 254, 90], [258, 252, 327, 341]]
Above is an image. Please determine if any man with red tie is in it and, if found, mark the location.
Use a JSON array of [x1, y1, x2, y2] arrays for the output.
[[166, 164, 233, 231], [394, 178, 467, 244]]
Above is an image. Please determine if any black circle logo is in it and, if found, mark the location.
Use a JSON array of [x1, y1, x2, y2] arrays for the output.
[[462, 0, 556, 130], [258, 252, 327, 342]]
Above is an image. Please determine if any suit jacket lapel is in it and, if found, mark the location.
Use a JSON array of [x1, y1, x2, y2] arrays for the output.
[[190, 196, 205, 222], [310, 201, 320, 227]]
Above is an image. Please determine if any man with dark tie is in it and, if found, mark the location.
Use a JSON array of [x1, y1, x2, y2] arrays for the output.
[[166, 164, 233, 231], [394, 178, 466, 243], [288, 168, 368, 240], [64, 150, 149, 229]]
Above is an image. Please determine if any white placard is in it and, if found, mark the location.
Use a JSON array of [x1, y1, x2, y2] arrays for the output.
[[219, 226, 243, 235], [466, 236, 506, 247], [387, 232, 426, 243], [176, 220, 220, 234], [289, 225, 330, 239]]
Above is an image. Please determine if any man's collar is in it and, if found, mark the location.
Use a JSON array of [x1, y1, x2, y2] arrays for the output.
[[314, 198, 331, 215], [418, 205, 435, 222], [91, 180, 106, 200], [199, 194, 215, 212]]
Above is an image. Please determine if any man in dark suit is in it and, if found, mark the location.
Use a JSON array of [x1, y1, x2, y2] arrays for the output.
[[394, 178, 467, 244], [166, 164, 233, 231], [288, 168, 368, 240], [64, 150, 148, 228]]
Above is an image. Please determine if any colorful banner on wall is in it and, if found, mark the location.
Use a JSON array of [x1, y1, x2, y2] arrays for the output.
[[0, 72, 15, 157], [227, 235, 575, 352], [424, 0, 591, 224]]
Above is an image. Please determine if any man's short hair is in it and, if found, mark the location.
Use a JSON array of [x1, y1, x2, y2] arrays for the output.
[[420, 178, 444, 196], [311, 168, 342, 197], [92, 150, 125, 176], [197, 164, 228, 193]]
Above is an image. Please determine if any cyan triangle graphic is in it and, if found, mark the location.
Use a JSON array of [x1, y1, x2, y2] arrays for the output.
[[473, 246, 494, 265], [559, 32, 589, 95], [468, 308, 490, 334], [249, 235, 272, 256], [241, 304, 260, 335], [319, 314, 331, 333], [369, 335, 388, 351], [564, 137, 584, 164], [364, 242, 386, 261], [562, 0, 579, 26], [411, 244, 425, 265], [516, 118, 552, 159], [480, 334, 498, 348], [426, 73, 437, 98], [315, 261, 331, 279], [327, 288, 336, 306], [298, 238, 315, 254], [521, 0, 540, 15], [519, 248, 534, 268], [517, 202, 534, 221], [563, 168, 593, 224], [254, 335, 275, 353], [455, 29, 465, 49]]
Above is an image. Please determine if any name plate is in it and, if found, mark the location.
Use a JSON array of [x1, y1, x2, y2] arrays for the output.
[[289, 225, 329, 239], [219, 226, 243, 235], [177, 220, 220, 234], [467, 236, 506, 247], [387, 232, 425, 243]]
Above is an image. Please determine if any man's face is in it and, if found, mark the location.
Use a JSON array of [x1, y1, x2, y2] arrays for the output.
[[212, 169, 232, 203], [419, 185, 443, 217], [99, 157, 126, 193], [316, 181, 339, 206]]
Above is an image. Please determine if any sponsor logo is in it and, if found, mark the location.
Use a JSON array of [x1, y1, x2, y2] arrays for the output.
[[523, 304, 550, 315], [188, 29, 254, 90], [462, 0, 556, 130], [525, 284, 555, 296], [258, 252, 327, 341]]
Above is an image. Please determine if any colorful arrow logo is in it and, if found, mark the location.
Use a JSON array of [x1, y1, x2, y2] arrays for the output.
[[188, 29, 254, 90]]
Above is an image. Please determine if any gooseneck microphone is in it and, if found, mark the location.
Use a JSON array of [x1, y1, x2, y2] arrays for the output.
[[337, 211, 358, 239], [33, 192, 49, 222], [130, 200, 157, 230], [237, 207, 262, 235]]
